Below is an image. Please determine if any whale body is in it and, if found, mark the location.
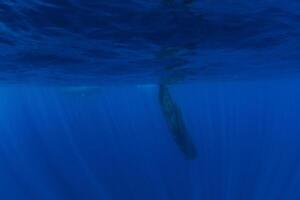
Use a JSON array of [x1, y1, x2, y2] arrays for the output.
[[159, 85, 197, 160]]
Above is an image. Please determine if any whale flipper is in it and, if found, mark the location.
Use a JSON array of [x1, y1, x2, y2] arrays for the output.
[[159, 85, 197, 160]]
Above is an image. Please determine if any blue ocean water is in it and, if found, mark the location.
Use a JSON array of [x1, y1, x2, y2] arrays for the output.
[[1, 0, 300, 199]]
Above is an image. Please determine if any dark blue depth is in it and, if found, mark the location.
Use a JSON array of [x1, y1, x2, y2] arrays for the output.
[[0, 80, 300, 199]]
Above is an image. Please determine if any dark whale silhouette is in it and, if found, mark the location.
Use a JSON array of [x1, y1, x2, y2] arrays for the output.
[[159, 84, 197, 160]]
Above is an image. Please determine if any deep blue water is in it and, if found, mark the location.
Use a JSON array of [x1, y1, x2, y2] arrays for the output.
[[1, 81, 300, 199], [1, 0, 300, 200]]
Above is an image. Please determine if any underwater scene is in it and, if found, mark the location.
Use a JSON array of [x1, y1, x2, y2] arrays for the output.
[[1, 0, 300, 199]]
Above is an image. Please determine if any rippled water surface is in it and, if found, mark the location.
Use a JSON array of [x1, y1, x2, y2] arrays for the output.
[[1, 0, 300, 84]]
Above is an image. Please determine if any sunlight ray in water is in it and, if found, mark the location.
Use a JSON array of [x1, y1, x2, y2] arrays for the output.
[[0, 1, 300, 200]]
